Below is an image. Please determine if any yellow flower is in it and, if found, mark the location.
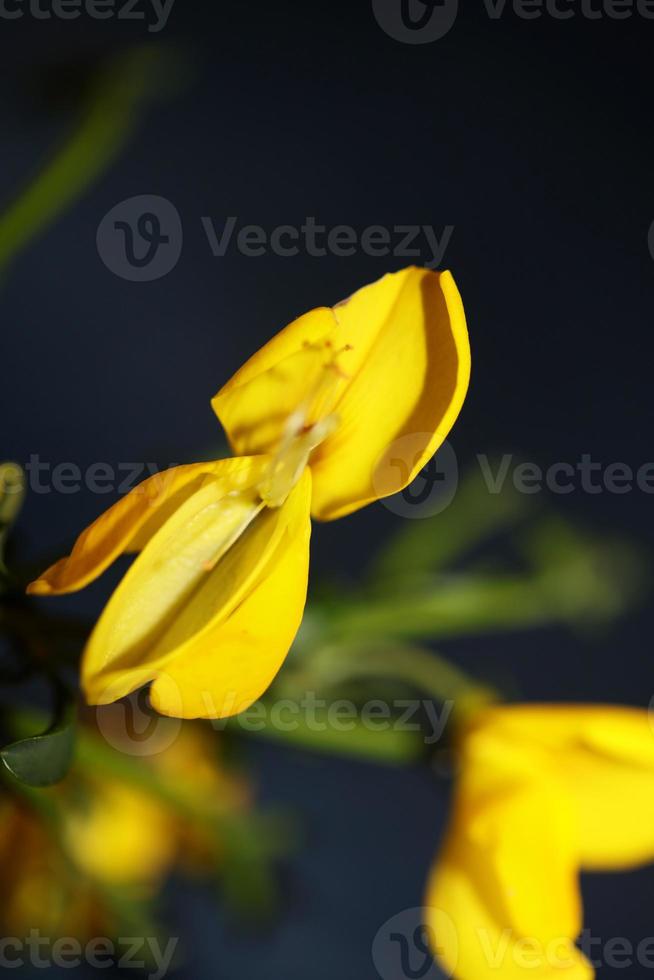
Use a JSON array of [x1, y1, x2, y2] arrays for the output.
[[28, 267, 470, 718], [63, 781, 177, 886], [426, 704, 654, 980], [0, 778, 173, 939], [0, 722, 249, 939]]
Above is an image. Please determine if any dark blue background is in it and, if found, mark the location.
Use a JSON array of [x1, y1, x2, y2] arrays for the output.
[[2, 1, 654, 976]]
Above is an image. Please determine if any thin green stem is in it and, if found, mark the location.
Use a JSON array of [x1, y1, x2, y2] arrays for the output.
[[0, 46, 165, 270]]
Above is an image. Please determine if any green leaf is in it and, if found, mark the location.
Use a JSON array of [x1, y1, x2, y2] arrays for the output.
[[289, 642, 494, 709], [371, 462, 530, 586], [220, 812, 295, 921], [0, 45, 171, 273], [1, 703, 76, 787], [233, 705, 427, 765]]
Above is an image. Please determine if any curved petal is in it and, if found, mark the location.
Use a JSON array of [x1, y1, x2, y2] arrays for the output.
[[484, 705, 654, 871], [310, 267, 470, 520], [27, 457, 266, 596], [83, 468, 312, 720], [212, 307, 341, 456], [212, 267, 470, 523], [150, 471, 312, 719], [427, 728, 589, 980]]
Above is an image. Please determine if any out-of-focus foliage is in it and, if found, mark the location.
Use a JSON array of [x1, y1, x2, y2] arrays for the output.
[[0, 44, 178, 275], [234, 464, 645, 763], [2, 702, 76, 787], [0, 715, 290, 942], [0, 456, 646, 954]]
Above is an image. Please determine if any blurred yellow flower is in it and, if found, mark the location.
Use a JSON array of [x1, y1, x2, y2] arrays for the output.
[[28, 267, 470, 718], [0, 798, 102, 939], [426, 704, 654, 980], [63, 781, 176, 886], [0, 722, 249, 941]]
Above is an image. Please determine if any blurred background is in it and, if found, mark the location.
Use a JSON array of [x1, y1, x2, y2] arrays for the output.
[[1, 1, 654, 977]]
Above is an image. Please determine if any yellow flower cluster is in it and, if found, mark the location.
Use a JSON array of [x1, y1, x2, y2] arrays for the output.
[[26, 269, 653, 980], [0, 723, 248, 940]]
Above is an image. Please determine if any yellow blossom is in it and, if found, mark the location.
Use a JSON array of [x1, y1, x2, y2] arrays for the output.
[[28, 267, 470, 718], [0, 722, 248, 939], [426, 704, 654, 980]]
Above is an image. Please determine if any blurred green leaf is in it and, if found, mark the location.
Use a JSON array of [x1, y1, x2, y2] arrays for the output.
[[524, 517, 647, 627], [234, 704, 426, 765], [285, 642, 494, 709], [220, 811, 296, 921], [371, 463, 530, 586], [0, 45, 172, 273], [323, 516, 643, 645], [1, 701, 76, 787], [95, 884, 165, 959], [324, 574, 572, 642]]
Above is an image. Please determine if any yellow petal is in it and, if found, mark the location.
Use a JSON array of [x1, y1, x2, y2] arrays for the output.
[[212, 267, 470, 522], [427, 724, 590, 980], [150, 471, 311, 719], [83, 468, 312, 719], [310, 267, 470, 520], [483, 705, 654, 870], [212, 316, 344, 457], [26, 457, 265, 595]]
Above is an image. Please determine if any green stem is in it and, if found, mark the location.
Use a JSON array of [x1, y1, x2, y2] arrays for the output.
[[371, 465, 529, 583], [231, 709, 426, 765], [290, 642, 490, 704], [319, 571, 600, 643], [237, 643, 495, 764], [0, 46, 165, 270]]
